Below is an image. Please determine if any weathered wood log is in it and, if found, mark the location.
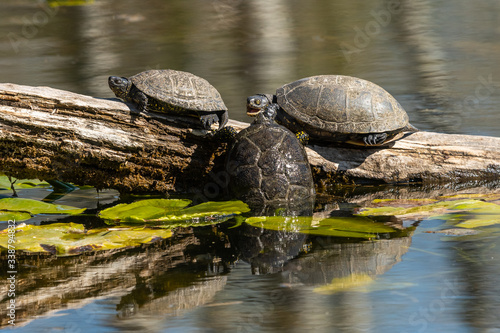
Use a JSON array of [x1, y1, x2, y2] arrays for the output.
[[0, 83, 498, 194]]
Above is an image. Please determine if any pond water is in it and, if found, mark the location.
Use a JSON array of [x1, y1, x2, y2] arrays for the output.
[[0, 0, 500, 332]]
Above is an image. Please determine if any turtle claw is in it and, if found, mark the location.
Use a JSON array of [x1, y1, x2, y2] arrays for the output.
[[200, 113, 221, 130], [363, 133, 388, 146]]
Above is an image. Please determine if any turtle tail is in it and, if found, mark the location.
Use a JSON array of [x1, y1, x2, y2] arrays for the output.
[[403, 123, 419, 133]]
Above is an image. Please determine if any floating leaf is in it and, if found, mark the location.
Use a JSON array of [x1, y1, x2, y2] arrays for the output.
[[150, 200, 249, 223], [313, 274, 415, 295], [0, 198, 85, 215], [356, 206, 404, 216], [99, 199, 192, 222], [356, 199, 496, 219], [0, 211, 32, 222], [372, 198, 438, 205], [456, 217, 500, 229], [245, 216, 313, 233], [452, 201, 500, 229], [47, 0, 95, 8], [0, 175, 50, 190], [0, 223, 85, 253], [313, 274, 375, 295], [244, 215, 397, 239], [357, 201, 459, 217], [439, 193, 500, 201], [100, 199, 250, 226], [0, 222, 171, 256], [358, 197, 500, 232], [306, 216, 398, 237]]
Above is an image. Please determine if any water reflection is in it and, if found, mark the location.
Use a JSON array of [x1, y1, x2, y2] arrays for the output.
[[0, 214, 413, 330], [452, 235, 500, 330], [1, 184, 500, 331]]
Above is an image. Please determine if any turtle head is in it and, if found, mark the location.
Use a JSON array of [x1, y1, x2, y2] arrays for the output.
[[246, 94, 273, 117], [108, 76, 132, 100]]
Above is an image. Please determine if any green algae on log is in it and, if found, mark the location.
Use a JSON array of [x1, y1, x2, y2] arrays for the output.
[[0, 83, 499, 193]]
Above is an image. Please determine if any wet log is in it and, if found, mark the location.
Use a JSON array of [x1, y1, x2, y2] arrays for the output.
[[0, 83, 499, 194]]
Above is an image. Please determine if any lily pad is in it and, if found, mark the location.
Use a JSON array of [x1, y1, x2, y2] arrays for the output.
[[245, 216, 313, 232], [313, 274, 375, 295], [0, 198, 86, 215], [356, 200, 460, 217], [0, 222, 172, 256], [100, 199, 250, 226], [313, 274, 415, 295], [0, 175, 50, 190], [0, 211, 32, 222], [356, 199, 499, 219], [357, 197, 500, 232], [99, 199, 192, 222], [245, 215, 397, 239], [452, 201, 500, 229], [438, 193, 500, 201]]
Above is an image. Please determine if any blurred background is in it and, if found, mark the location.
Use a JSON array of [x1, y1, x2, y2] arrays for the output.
[[1, 0, 499, 138]]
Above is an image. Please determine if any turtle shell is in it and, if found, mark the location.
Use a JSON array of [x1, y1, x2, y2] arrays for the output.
[[130, 69, 227, 112], [227, 120, 315, 211], [276, 75, 409, 135]]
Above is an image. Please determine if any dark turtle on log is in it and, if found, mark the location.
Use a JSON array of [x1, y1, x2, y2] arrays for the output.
[[247, 75, 418, 146], [108, 69, 228, 130], [226, 104, 315, 214]]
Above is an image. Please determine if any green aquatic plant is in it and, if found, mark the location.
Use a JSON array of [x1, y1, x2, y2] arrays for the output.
[[0, 222, 172, 256], [244, 215, 398, 239], [356, 200, 464, 217], [451, 201, 500, 229], [0, 211, 32, 222], [0, 198, 86, 221], [0, 175, 50, 190], [99, 199, 192, 222], [313, 273, 415, 295], [99, 199, 250, 225], [313, 274, 375, 294], [357, 197, 500, 231]]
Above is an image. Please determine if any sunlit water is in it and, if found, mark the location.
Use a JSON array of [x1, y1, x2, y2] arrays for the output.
[[0, 0, 500, 332]]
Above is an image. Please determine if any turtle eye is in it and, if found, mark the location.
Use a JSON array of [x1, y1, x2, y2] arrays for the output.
[[255, 99, 261, 105]]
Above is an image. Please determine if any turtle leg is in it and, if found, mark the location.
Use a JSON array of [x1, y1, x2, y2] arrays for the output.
[[212, 126, 237, 143], [131, 90, 148, 112], [363, 133, 388, 146], [295, 131, 309, 145], [199, 113, 218, 130]]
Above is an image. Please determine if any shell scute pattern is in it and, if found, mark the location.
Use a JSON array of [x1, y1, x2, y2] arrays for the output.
[[131, 69, 226, 112], [277, 75, 409, 135], [227, 121, 314, 206]]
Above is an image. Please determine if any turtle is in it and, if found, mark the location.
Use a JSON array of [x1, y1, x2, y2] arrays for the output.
[[226, 103, 315, 214], [246, 75, 418, 146], [108, 69, 228, 130]]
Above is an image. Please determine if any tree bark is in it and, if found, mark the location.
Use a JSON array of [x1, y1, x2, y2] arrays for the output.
[[0, 83, 498, 194]]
